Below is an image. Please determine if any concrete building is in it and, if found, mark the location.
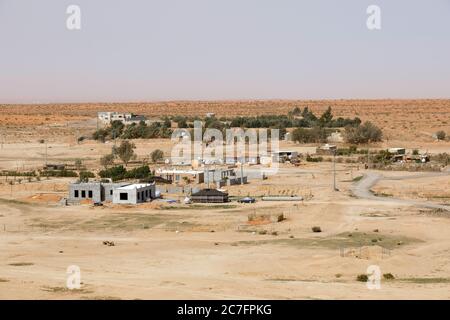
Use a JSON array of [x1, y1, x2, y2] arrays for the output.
[[157, 169, 205, 184], [205, 168, 236, 184], [69, 182, 128, 203], [112, 183, 156, 204], [272, 150, 299, 163], [69, 182, 155, 204], [204, 168, 248, 187], [98, 112, 147, 125]]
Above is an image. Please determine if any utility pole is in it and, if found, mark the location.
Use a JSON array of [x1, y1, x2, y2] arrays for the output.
[[206, 163, 210, 189], [333, 150, 337, 191], [240, 162, 244, 185], [45, 141, 48, 166]]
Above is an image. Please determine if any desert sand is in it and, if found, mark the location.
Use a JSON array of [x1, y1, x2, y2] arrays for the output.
[[0, 100, 449, 299]]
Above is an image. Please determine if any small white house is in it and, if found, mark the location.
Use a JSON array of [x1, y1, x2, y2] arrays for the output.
[[112, 183, 156, 204], [271, 150, 299, 163]]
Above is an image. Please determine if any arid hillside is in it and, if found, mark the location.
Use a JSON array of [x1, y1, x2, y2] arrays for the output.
[[0, 99, 449, 144]]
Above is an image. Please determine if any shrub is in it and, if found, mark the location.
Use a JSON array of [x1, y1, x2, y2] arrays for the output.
[[99, 165, 126, 181], [150, 149, 164, 163], [311, 226, 322, 233], [100, 153, 115, 169], [306, 155, 323, 162], [92, 129, 108, 142], [74, 159, 83, 170], [345, 121, 383, 144], [433, 153, 450, 166], [436, 131, 446, 141], [40, 170, 78, 177], [292, 127, 328, 143], [356, 274, 369, 282], [79, 171, 95, 183], [383, 273, 395, 280], [124, 166, 152, 180], [0, 171, 36, 177]]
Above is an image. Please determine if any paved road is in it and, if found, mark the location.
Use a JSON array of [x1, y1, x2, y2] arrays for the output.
[[352, 171, 450, 211]]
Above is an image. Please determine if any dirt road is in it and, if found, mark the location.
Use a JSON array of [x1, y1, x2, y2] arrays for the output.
[[352, 171, 450, 211]]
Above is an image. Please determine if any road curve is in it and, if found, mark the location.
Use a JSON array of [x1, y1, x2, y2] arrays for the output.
[[352, 171, 450, 211]]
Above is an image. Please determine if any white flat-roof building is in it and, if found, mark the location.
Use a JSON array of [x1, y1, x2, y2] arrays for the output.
[[98, 112, 147, 125], [272, 150, 299, 162], [112, 183, 156, 204]]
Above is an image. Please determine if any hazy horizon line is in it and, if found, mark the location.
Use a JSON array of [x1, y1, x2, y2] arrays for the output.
[[2, 97, 450, 106]]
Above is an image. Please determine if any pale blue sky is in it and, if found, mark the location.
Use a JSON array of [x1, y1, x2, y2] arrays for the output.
[[0, 0, 449, 103]]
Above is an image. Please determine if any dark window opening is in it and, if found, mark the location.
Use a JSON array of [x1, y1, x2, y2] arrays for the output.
[[120, 193, 128, 201], [88, 191, 93, 198], [81, 190, 86, 198], [110, 190, 113, 195], [74, 190, 79, 198]]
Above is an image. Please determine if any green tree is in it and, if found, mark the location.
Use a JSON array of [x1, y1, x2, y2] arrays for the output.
[[150, 149, 164, 163], [345, 121, 383, 144], [319, 107, 333, 127], [100, 153, 115, 169], [79, 171, 95, 183], [116, 140, 136, 166], [93, 128, 108, 142], [74, 159, 83, 171], [162, 117, 172, 128]]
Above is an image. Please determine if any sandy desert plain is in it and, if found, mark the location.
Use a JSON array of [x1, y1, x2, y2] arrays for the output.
[[0, 99, 449, 300]]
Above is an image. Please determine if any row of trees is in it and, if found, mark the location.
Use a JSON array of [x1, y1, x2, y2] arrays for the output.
[[98, 165, 154, 182], [169, 107, 361, 130], [99, 141, 165, 168], [291, 121, 383, 144], [93, 120, 172, 142]]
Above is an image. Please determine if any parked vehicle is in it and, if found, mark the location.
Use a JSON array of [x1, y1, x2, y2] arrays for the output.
[[238, 197, 256, 204]]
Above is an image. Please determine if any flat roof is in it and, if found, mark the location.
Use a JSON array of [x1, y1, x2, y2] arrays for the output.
[[116, 183, 154, 190], [157, 169, 204, 174]]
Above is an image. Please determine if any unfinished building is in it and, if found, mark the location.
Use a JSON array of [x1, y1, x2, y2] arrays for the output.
[[112, 183, 156, 204], [68, 182, 155, 204]]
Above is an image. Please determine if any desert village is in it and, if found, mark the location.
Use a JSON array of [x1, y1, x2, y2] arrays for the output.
[[0, 100, 449, 299]]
